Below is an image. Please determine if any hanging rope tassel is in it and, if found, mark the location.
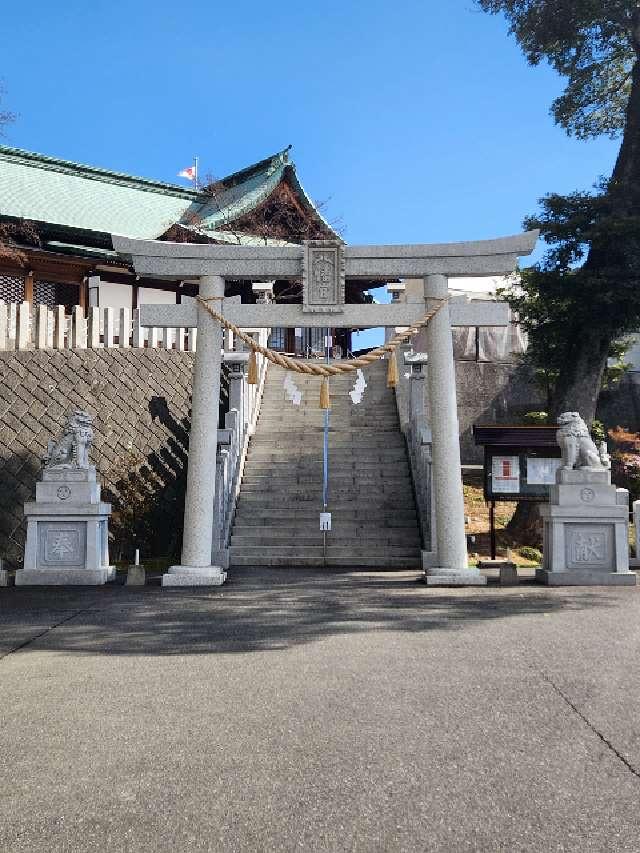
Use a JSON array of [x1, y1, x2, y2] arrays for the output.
[[319, 377, 331, 409], [247, 348, 258, 385], [386, 353, 399, 388]]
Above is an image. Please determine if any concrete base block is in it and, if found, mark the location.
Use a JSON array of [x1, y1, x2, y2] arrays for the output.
[[477, 560, 519, 585], [126, 565, 146, 586], [15, 566, 114, 586], [424, 568, 487, 586], [536, 568, 637, 586], [421, 551, 437, 570], [161, 565, 227, 587]]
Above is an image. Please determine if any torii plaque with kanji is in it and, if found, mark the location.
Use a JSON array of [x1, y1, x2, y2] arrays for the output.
[[302, 240, 345, 313]]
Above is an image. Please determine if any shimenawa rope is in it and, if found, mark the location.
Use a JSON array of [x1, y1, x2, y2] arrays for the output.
[[196, 295, 448, 407]]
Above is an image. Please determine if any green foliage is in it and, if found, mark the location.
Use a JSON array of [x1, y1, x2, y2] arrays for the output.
[[497, 184, 639, 405], [603, 340, 632, 388], [518, 545, 542, 562], [591, 419, 607, 442], [523, 410, 549, 424], [475, 1, 640, 138]]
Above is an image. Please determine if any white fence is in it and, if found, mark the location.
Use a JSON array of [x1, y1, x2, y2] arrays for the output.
[[0, 300, 197, 352]]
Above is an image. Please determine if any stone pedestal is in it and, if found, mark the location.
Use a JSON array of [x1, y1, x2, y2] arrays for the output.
[[126, 564, 146, 586], [162, 565, 226, 587], [537, 468, 636, 586], [16, 466, 114, 586]]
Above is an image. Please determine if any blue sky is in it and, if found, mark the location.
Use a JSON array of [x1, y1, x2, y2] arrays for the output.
[[0, 0, 620, 346]]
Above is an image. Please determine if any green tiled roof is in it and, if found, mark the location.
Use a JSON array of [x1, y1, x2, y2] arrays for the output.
[[0, 146, 202, 240], [0, 144, 332, 244]]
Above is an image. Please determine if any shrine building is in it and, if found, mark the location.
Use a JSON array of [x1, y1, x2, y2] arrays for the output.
[[0, 144, 376, 356]]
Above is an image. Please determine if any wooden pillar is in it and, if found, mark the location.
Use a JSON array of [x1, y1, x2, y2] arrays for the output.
[[24, 271, 34, 306], [79, 278, 88, 312]]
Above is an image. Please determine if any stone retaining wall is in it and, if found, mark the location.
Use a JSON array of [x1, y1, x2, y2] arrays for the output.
[[0, 348, 196, 569]]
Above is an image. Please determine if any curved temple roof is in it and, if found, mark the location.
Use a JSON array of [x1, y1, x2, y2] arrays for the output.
[[0, 144, 333, 247]]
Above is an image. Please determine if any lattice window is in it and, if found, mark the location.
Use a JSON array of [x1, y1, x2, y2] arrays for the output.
[[0, 273, 25, 303], [33, 280, 56, 308], [34, 281, 78, 311]]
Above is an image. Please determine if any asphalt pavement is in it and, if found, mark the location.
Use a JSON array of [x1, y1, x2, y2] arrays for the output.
[[1, 568, 639, 852]]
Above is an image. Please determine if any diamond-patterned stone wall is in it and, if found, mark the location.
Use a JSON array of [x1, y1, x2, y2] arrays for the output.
[[0, 348, 198, 569]]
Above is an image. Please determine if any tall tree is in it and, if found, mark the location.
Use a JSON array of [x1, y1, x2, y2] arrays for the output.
[[477, 1, 640, 422]]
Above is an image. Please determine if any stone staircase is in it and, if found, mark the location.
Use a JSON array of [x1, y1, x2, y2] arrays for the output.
[[229, 361, 422, 568]]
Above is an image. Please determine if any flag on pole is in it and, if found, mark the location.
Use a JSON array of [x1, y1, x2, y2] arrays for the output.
[[177, 166, 196, 180]]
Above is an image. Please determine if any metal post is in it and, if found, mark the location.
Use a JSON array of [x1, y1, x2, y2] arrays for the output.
[[323, 327, 330, 564], [490, 501, 497, 561]]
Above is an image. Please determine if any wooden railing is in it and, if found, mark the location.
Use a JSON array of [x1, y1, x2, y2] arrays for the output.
[[0, 301, 197, 351]]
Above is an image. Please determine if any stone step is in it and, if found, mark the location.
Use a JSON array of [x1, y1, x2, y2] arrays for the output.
[[231, 522, 420, 535], [230, 533, 421, 547], [247, 445, 407, 455], [259, 399, 397, 409], [233, 507, 418, 524], [238, 493, 413, 506], [229, 544, 420, 558], [255, 423, 401, 433], [242, 467, 411, 492], [246, 454, 408, 465], [259, 399, 396, 409], [240, 474, 411, 487], [243, 458, 410, 469], [261, 390, 394, 400], [235, 506, 417, 517], [256, 417, 399, 427], [236, 492, 415, 506], [229, 548, 421, 571], [248, 439, 407, 451], [233, 512, 418, 526], [242, 470, 411, 486]]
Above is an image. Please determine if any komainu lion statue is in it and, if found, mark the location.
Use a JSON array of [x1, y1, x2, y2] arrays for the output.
[[44, 409, 94, 469], [556, 412, 610, 470]]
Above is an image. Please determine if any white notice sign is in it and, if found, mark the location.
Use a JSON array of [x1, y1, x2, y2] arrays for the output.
[[492, 455, 520, 494], [320, 512, 332, 531], [527, 457, 562, 485]]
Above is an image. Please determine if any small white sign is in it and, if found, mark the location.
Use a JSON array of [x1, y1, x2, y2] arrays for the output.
[[294, 328, 302, 337], [320, 512, 332, 531], [527, 457, 562, 485], [324, 336, 333, 349], [492, 455, 520, 494]]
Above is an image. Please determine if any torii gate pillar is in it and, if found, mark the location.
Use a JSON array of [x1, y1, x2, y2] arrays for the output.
[[424, 274, 485, 585], [164, 275, 227, 586]]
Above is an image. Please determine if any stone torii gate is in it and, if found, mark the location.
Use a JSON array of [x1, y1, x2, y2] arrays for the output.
[[113, 232, 538, 586]]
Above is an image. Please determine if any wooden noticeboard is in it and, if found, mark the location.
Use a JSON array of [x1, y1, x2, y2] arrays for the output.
[[473, 425, 562, 502], [473, 424, 561, 559]]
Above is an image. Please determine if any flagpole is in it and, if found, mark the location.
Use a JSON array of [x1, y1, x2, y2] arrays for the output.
[[194, 155, 199, 190]]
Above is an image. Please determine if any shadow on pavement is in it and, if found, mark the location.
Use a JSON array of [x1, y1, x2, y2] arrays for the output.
[[0, 566, 619, 657]]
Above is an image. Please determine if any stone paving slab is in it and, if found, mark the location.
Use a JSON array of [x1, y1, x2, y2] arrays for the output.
[[0, 569, 639, 852]]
